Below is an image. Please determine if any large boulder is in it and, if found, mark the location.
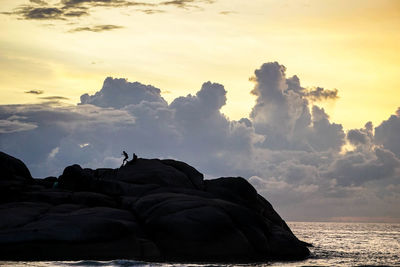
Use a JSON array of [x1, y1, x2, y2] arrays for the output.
[[206, 177, 294, 234], [160, 159, 205, 190], [133, 191, 268, 261], [112, 159, 201, 189], [0, 152, 32, 181], [0, 151, 310, 262], [0, 152, 33, 203], [58, 159, 202, 191]]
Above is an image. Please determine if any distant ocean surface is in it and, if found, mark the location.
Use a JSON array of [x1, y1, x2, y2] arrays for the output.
[[1, 222, 399, 267]]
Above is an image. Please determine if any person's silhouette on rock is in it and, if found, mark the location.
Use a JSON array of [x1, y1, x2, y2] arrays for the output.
[[121, 151, 129, 167], [126, 153, 138, 166]]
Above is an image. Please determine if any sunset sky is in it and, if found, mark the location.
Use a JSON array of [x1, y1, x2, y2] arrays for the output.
[[1, 0, 399, 129], [1, 0, 400, 222]]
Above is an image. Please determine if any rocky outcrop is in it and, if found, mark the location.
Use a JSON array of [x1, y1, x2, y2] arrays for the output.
[[0, 151, 310, 262]]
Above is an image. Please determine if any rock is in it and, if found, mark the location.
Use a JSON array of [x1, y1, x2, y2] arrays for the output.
[[0, 151, 310, 262], [205, 177, 294, 234], [205, 177, 259, 211], [34, 177, 58, 189], [111, 159, 200, 189], [133, 191, 266, 261], [57, 159, 201, 191], [0, 152, 32, 181], [0, 152, 34, 203], [0, 202, 51, 230], [70, 192, 117, 208], [161, 159, 205, 190], [57, 164, 93, 191]]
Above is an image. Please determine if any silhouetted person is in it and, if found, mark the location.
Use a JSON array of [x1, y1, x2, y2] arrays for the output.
[[126, 153, 138, 166], [121, 151, 129, 167]]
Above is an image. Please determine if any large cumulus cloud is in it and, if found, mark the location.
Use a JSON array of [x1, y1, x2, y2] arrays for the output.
[[250, 62, 345, 152], [80, 77, 167, 108], [1, 62, 399, 221]]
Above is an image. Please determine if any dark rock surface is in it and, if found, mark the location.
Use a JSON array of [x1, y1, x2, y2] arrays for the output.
[[0, 151, 310, 262]]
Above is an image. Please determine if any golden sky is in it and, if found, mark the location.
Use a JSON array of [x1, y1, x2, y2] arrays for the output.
[[1, 0, 399, 130]]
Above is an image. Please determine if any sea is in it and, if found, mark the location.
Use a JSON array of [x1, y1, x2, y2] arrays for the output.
[[1, 222, 399, 267]]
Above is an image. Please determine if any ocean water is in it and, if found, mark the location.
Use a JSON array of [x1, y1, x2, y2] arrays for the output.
[[1, 222, 399, 267]]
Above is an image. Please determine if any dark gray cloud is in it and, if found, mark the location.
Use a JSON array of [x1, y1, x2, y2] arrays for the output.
[[374, 108, 400, 157], [325, 147, 400, 187], [61, 0, 154, 8], [39, 96, 70, 100], [63, 10, 89, 17], [347, 122, 374, 149], [160, 0, 215, 9], [14, 7, 64, 20], [61, 0, 216, 9], [305, 87, 338, 101], [308, 105, 345, 151], [3, 2, 89, 20], [69, 24, 124, 32], [1, 62, 400, 221], [348, 129, 369, 145], [30, 0, 48, 5], [284, 75, 338, 101], [25, 90, 44, 95], [3, 0, 216, 24]]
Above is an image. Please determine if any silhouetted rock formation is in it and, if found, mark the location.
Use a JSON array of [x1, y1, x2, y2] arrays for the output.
[[0, 151, 310, 262]]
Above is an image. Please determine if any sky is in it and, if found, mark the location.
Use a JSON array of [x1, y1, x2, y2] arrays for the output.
[[0, 0, 399, 222]]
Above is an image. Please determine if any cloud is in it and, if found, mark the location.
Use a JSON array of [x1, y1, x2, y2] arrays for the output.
[[348, 129, 369, 146], [1, 62, 400, 221], [79, 77, 167, 108], [139, 9, 165, 14], [374, 108, 400, 157], [30, 0, 48, 5], [0, 102, 135, 176], [308, 105, 345, 151], [325, 147, 400, 187], [61, 0, 151, 7], [63, 10, 89, 17], [69, 24, 124, 32], [347, 121, 374, 150], [39, 96, 70, 100], [48, 146, 59, 159], [4, 3, 87, 20], [14, 7, 64, 20], [304, 87, 339, 101], [2, 0, 216, 24], [0, 119, 38, 133], [249, 62, 345, 151], [282, 75, 338, 102], [160, 0, 216, 9], [219, 11, 236, 15], [25, 90, 44, 95]]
